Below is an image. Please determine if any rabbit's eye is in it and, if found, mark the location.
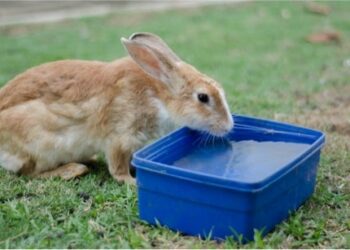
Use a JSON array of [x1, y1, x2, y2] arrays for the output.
[[197, 93, 209, 104]]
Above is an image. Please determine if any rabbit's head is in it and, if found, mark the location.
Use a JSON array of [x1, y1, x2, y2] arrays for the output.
[[121, 32, 233, 137]]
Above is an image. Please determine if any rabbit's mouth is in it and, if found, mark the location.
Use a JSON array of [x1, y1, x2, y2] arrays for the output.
[[197, 123, 233, 137], [208, 121, 234, 137], [181, 115, 234, 137]]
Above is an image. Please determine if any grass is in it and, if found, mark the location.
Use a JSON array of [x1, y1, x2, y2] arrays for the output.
[[0, 1, 349, 248]]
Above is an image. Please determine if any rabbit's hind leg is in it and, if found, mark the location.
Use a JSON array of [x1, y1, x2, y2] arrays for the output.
[[35, 163, 89, 180]]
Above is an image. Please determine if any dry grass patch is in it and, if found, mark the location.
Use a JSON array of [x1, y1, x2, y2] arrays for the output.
[[291, 85, 350, 136]]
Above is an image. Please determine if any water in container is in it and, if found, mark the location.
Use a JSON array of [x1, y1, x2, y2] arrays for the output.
[[173, 140, 310, 183]]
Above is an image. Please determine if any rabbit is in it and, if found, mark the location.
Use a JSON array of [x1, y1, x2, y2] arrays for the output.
[[0, 32, 234, 184]]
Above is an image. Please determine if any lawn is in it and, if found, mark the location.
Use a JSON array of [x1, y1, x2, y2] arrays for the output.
[[0, 1, 349, 248]]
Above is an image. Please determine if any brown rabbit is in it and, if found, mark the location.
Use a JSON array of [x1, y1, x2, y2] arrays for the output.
[[0, 32, 233, 184]]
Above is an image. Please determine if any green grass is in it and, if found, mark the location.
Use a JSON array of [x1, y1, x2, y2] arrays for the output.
[[0, 1, 349, 248]]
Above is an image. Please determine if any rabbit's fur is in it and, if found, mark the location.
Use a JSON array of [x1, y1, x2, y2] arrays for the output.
[[0, 32, 233, 184]]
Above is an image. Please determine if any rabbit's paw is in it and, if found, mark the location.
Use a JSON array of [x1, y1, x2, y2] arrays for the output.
[[116, 174, 136, 186]]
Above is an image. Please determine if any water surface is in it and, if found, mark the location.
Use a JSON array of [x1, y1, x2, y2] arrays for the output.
[[173, 140, 310, 183]]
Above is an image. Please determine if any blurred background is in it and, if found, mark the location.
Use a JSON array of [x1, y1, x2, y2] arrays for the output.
[[0, 1, 224, 26]]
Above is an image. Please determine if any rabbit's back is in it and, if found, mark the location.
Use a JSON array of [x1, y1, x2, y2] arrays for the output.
[[0, 60, 119, 112]]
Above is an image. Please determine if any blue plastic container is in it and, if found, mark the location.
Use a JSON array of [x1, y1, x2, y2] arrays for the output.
[[132, 115, 325, 240]]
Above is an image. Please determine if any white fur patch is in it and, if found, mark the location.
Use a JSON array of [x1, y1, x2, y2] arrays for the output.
[[151, 98, 177, 136], [0, 150, 23, 172]]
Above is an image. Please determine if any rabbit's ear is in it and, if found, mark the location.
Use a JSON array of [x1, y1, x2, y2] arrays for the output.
[[128, 32, 181, 62], [121, 33, 180, 85]]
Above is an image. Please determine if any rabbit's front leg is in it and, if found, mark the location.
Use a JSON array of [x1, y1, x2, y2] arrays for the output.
[[105, 142, 136, 185]]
